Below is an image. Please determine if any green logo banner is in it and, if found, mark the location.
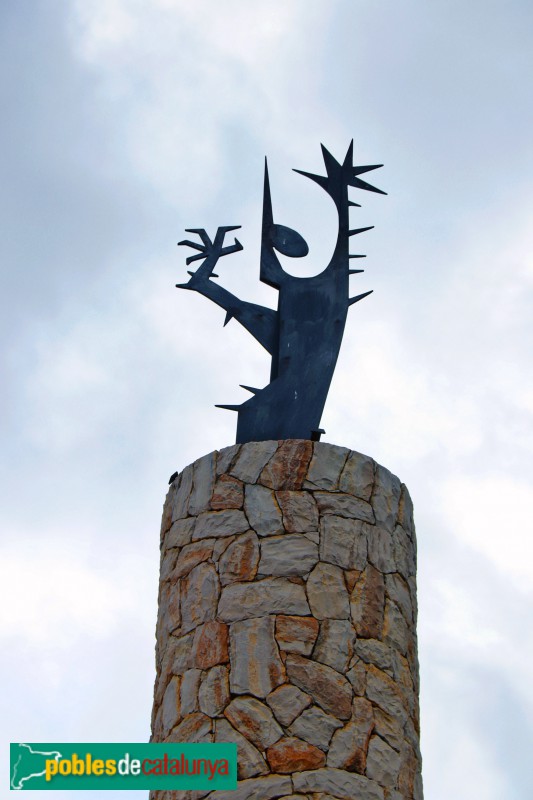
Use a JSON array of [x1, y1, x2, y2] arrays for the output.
[[10, 742, 237, 791]]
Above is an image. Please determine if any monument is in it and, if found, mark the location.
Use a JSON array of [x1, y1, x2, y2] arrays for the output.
[[151, 144, 423, 800]]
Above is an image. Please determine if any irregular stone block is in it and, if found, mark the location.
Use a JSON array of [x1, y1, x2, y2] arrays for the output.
[[198, 665, 230, 717], [167, 712, 212, 743], [266, 684, 312, 727], [193, 509, 249, 540], [230, 616, 285, 697], [219, 578, 310, 622], [157, 581, 181, 638], [224, 696, 283, 750], [166, 517, 195, 549], [372, 465, 401, 532], [276, 796, 309, 800], [161, 675, 180, 734], [314, 491, 375, 523], [266, 736, 325, 773], [339, 450, 375, 500], [373, 706, 404, 752], [160, 549, 179, 585], [171, 539, 215, 580], [180, 669, 202, 716], [160, 484, 176, 540], [260, 440, 313, 490], [275, 615, 319, 655], [307, 563, 350, 620], [346, 661, 366, 696], [414, 771, 424, 800], [354, 638, 394, 673], [303, 442, 350, 490], [211, 474, 244, 510], [171, 631, 194, 674], [293, 767, 384, 799], [244, 484, 284, 536], [288, 705, 342, 750], [365, 664, 407, 720], [172, 464, 193, 521], [286, 655, 352, 719], [366, 734, 401, 787], [191, 621, 229, 669], [350, 565, 385, 639], [215, 718, 268, 779], [313, 619, 355, 673], [398, 483, 415, 534], [230, 441, 278, 483], [386, 573, 414, 624], [393, 651, 415, 696], [327, 697, 374, 772], [181, 563, 219, 633], [367, 526, 396, 573], [383, 599, 410, 655], [393, 524, 417, 579], [216, 443, 241, 476], [149, 790, 209, 800], [154, 638, 177, 706], [398, 742, 418, 798], [208, 775, 292, 800], [151, 702, 164, 741], [259, 534, 318, 577], [320, 516, 367, 571], [212, 535, 236, 562], [276, 490, 319, 532], [344, 568, 361, 593], [218, 531, 259, 585], [189, 452, 216, 516]]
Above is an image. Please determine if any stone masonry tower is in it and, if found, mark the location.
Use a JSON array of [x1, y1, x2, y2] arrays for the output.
[[150, 439, 423, 800]]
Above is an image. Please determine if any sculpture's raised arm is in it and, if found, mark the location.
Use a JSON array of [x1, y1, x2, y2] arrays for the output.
[[177, 227, 277, 355]]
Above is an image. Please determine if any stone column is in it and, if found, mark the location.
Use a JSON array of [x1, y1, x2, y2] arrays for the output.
[[151, 440, 422, 800]]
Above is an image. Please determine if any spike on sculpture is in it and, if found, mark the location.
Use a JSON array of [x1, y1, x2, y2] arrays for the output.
[[177, 142, 386, 444]]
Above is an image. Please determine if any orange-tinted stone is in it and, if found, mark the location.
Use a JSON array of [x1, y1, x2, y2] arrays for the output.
[[211, 474, 244, 510], [276, 490, 319, 532], [275, 615, 319, 655], [345, 569, 361, 593], [285, 654, 353, 720], [398, 742, 418, 797], [328, 697, 374, 773], [191, 621, 229, 669], [218, 532, 259, 585], [259, 440, 313, 491], [171, 540, 214, 580], [165, 712, 212, 743], [266, 737, 325, 773], [350, 564, 385, 639]]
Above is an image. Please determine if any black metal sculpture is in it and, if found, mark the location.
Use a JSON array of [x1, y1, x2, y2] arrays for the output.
[[177, 142, 385, 444]]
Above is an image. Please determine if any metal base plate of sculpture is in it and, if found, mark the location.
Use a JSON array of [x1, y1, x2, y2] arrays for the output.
[[177, 142, 385, 444]]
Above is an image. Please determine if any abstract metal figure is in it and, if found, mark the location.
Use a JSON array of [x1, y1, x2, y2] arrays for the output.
[[177, 142, 385, 444]]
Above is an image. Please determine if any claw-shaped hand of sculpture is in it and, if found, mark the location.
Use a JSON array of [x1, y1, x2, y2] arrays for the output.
[[177, 142, 386, 444]]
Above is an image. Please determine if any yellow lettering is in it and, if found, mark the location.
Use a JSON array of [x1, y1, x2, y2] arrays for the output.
[[45, 760, 58, 782], [105, 759, 117, 775], [92, 759, 104, 776], [71, 753, 85, 775]]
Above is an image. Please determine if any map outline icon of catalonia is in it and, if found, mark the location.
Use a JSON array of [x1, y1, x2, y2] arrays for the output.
[[10, 743, 62, 790]]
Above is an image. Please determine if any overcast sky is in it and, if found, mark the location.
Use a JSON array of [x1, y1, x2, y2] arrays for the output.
[[1, 1, 532, 798]]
